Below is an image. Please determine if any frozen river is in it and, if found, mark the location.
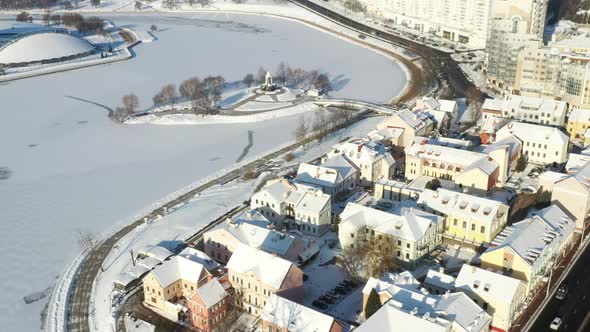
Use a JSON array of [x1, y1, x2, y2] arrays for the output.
[[0, 13, 406, 331]]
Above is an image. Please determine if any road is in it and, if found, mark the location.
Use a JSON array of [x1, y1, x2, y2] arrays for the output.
[[288, 0, 476, 99], [528, 240, 590, 332], [65, 110, 373, 332]]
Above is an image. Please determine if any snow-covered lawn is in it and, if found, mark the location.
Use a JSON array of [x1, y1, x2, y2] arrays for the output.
[[0, 7, 407, 332], [235, 100, 292, 111]]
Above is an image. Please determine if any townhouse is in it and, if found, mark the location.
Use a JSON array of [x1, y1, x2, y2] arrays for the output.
[[375, 109, 434, 148], [456, 265, 526, 332], [413, 97, 459, 134], [226, 244, 304, 316], [478, 135, 522, 186], [495, 121, 569, 165], [480, 205, 576, 293], [142, 256, 211, 316], [186, 278, 231, 332], [423, 269, 455, 295], [480, 95, 567, 127], [251, 178, 296, 221], [262, 294, 343, 332], [338, 203, 444, 268], [418, 188, 508, 248], [551, 161, 590, 231]]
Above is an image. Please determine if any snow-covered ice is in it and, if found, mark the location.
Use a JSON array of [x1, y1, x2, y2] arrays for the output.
[[0, 12, 406, 332]]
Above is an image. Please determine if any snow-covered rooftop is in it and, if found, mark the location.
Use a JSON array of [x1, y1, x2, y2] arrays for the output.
[[295, 162, 342, 188], [484, 205, 575, 268], [0, 32, 95, 65], [226, 243, 294, 289], [193, 278, 226, 308], [407, 142, 498, 174], [418, 188, 506, 224], [252, 178, 296, 203], [285, 188, 330, 215], [340, 203, 443, 242], [262, 294, 337, 331], [424, 269, 455, 291], [455, 265, 524, 304], [214, 218, 296, 257], [568, 108, 590, 123], [496, 121, 568, 145], [150, 255, 207, 287], [178, 247, 220, 272]]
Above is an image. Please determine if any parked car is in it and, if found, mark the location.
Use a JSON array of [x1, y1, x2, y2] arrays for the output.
[[555, 284, 568, 300], [320, 296, 336, 304], [358, 34, 366, 39], [312, 300, 327, 309], [550, 317, 562, 330]]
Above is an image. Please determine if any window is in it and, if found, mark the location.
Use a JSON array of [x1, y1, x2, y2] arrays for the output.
[[463, 221, 467, 229], [405, 253, 410, 259], [350, 233, 354, 238], [151, 297, 157, 303], [397, 240, 401, 246], [483, 302, 489, 310], [397, 250, 401, 257], [471, 224, 475, 231], [406, 243, 410, 249], [453, 219, 457, 226], [480, 226, 485, 233]]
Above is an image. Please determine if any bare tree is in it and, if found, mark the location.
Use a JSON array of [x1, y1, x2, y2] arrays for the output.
[[312, 109, 329, 142], [16, 11, 32, 22], [122, 94, 139, 115], [187, 0, 196, 6], [77, 229, 99, 252], [42, 12, 50, 25], [63, 1, 73, 10], [276, 62, 289, 86], [153, 84, 177, 106], [134, 1, 142, 10], [313, 73, 332, 94], [150, 24, 158, 32], [50, 14, 61, 25], [203, 75, 225, 108], [90, 0, 100, 7], [340, 235, 397, 279], [242, 73, 255, 87], [197, 0, 210, 6], [294, 116, 309, 150], [179, 77, 203, 100], [162, 0, 176, 9]]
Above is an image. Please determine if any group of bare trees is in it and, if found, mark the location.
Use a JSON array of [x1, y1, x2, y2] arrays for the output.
[[1, 0, 56, 9], [15, 11, 33, 22], [293, 107, 354, 148], [15, 11, 105, 34], [242, 62, 333, 93], [342, 0, 367, 13], [110, 94, 140, 123], [152, 75, 226, 114], [339, 234, 397, 280]]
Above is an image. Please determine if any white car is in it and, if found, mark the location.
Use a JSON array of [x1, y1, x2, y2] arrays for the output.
[[550, 317, 562, 330]]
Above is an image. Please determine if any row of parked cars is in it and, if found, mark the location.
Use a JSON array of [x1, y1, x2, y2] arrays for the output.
[[312, 279, 357, 310]]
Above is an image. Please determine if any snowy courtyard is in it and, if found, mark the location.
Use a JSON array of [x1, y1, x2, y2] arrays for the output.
[[0, 12, 407, 331]]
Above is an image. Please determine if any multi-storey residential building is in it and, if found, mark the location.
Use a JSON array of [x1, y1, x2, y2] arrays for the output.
[[251, 178, 296, 221], [422, 269, 456, 295], [456, 265, 526, 332], [142, 256, 211, 316], [566, 108, 590, 140], [478, 135, 522, 185], [359, 274, 491, 332], [262, 294, 343, 332], [251, 178, 332, 236], [413, 97, 459, 134], [480, 205, 576, 293], [362, 0, 493, 49], [284, 187, 332, 235], [187, 278, 231, 332], [294, 156, 358, 196], [405, 139, 502, 192], [338, 203, 444, 268], [480, 95, 567, 127], [203, 210, 306, 264], [375, 109, 434, 148], [495, 121, 569, 165], [486, 0, 548, 92], [418, 188, 508, 248], [326, 137, 397, 186], [227, 244, 304, 316]]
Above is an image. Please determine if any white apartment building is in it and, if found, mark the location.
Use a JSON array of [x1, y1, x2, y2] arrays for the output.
[[375, 109, 434, 148], [363, 0, 493, 49], [481, 95, 567, 127], [326, 137, 397, 186], [338, 203, 444, 268], [294, 155, 358, 197], [251, 177, 332, 236], [495, 121, 569, 165]]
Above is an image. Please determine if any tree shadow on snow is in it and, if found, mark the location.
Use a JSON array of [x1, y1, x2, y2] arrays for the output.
[[330, 74, 350, 92]]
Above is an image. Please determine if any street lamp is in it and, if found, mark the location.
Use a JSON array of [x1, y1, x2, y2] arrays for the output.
[[546, 264, 566, 298]]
